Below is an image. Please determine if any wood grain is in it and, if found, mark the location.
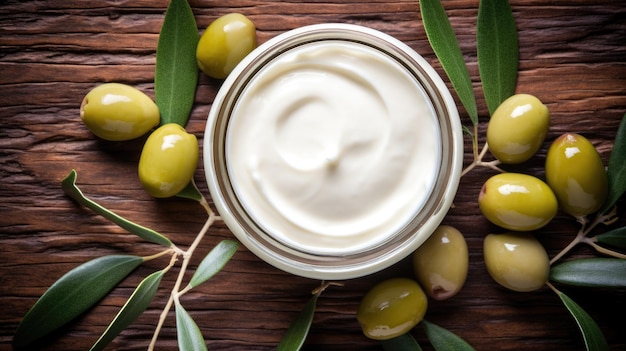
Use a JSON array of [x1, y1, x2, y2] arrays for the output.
[[1, 1, 625, 350]]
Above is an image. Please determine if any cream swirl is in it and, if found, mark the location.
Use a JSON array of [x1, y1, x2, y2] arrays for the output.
[[226, 41, 441, 254]]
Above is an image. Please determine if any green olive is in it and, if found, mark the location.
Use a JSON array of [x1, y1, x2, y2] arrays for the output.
[[412, 225, 468, 300], [487, 94, 550, 164], [196, 13, 256, 79], [478, 173, 557, 231], [80, 83, 160, 141], [483, 232, 549, 292], [545, 133, 608, 217], [356, 278, 427, 340], [138, 123, 198, 198]]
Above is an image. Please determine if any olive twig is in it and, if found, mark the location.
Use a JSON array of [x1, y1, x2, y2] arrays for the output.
[[581, 238, 626, 259], [460, 163, 475, 177], [575, 215, 589, 231], [477, 139, 489, 162], [600, 206, 619, 226], [461, 141, 504, 177], [148, 211, 220, 350], [198, 195, 222, 222], [550, 228, 589, 265], [190, 178, 216, 218], [312, 281, 343, 296], [481, 159, 505, 173], [545, 280, 559, 294], [148, 253, 181, 351], [550, 210, 616, 265], [461, 131, 482, 177], [198, 195, 212, 217], [142, 248, 177, 262]]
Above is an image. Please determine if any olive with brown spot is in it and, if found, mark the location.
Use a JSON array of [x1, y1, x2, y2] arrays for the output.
[[412, 225, 468, 300]]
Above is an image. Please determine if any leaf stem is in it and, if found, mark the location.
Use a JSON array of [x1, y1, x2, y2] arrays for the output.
[[545, 280, 560, 294], [143, 248, 176, 262], [311, 281, 343, 296], [197, 193, 213, 217], [582, 237, 626, 259], [472, 123, 480, 161], [600, 206, 619, 226]]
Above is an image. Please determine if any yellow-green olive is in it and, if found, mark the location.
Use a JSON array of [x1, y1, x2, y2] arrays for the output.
[[483, 232, 550, 292], [487, 94, 550, 164], [138, 123, 198, 198], [196, 13, 256, 79], [545, 133, 608, 217], [356, 278, 427, 340], [479, 173, 557, 231], [412, 225, 468, 300], [80, 83, 160, 141]]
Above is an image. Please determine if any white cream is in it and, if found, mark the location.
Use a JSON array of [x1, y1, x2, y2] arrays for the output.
[[225, 41, 441, 255]]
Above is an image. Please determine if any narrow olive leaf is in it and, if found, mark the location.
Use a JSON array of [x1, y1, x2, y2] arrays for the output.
[[62, 170, 172, 247], [557, 292, 609, 351], [155, 0, 199, 127], [550, 258, 626, 288], [422, 320, 476, 351], [176, 180, 204, 202], [13, 255, 143, 349], [276, 294, 319, 351], [188, 240, 238, 289], [600, 113, 626, 214], [175, 301, 208, 351], [89, 270, 165, 351], [477, 0, 518, 115], [461, 125, 474, 137], [381, 333, 423, 351], [420, 0, 478, 125], [595, 226, 626, 250]]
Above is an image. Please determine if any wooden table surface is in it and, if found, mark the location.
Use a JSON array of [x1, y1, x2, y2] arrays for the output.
[[2, 1, 625, 350]]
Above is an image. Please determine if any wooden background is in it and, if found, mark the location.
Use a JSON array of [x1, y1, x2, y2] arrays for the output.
[[1, 0, 625, 350]]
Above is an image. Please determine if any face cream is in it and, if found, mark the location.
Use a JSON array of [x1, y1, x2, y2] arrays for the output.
[[205, 24, 462, 280]]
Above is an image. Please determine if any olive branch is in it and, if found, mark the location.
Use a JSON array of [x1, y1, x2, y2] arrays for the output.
[[417, 1, 626, 351], [12, 170, 238, 351]]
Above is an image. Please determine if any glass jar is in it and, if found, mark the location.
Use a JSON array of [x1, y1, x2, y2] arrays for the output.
[[204, 23, 462, 280]]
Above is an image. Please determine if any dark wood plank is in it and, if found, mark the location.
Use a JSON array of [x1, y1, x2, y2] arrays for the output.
[[1, 1, 625, 350]]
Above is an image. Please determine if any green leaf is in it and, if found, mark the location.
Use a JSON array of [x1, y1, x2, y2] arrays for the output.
[[62, 170, 172, 247], [419, 0, 478, 125], [557, 291, 609, 351], [422, 320, 476, 351], [477, 0, 518, 115], [550, 258, 626, 288], [155, 0, 199, 127], [13, 255, 143, 349], [601, 113, 626, 214], [595, 226, 626, 250], [89, 270, 165, 351], [176, 180, 204, 202], [382, 333, 423, 351], [461, 125, 474, 138], [188, 240, 238, 289], [175, 301, 208, 351], [277, 294, 318, 351]]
